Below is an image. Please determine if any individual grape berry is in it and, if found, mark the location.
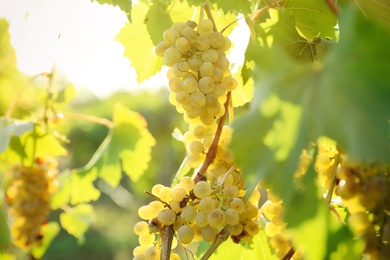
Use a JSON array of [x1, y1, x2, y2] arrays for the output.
[[145, 246, 159, 260], [181, 205, 197, 222], [198, 19, 213, 36], [163, 28, 179, 43], [180, 177, 195, 194], [134, 221, 149, 235], [195, 211, 209, 227], [201, 225, 218, 242], [190, 92, 206, 108], [177, 224, 194, 244], [198, 196, 217, 213], [193, 181, 212, 198], [158, 208, 177, 225], [224, 208, 240, 225], [164, 47, 181, 66], [207, 208, 225, 228], [170, 187, 187, 201]]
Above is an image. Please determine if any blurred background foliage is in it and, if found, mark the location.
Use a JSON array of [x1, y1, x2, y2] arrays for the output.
[[0, 18, 186, 259]]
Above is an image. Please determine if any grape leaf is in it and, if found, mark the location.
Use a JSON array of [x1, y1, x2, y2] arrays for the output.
[[92, 0, 132, 22], [89, 103, 155, 187], [284, 0, 338, 39], [31, 222, 60, 259], [116, 1, 164, 83], [70, 168, 101, 205], [0, 118, 34, 153], [145, 2, 172, 45], [59, 204, 95, 243], [187, 0, 251, 14], [51, 170, 71, 209], [213, 230, 278, 259]]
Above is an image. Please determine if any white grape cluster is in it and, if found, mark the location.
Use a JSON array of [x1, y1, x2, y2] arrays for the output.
[[6, 158, 58, 250], [132, 171, 261, 259], [156, 19, 237, 126]]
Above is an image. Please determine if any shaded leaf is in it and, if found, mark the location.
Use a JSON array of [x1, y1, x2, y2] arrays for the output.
[[59, 204, 95, 243]]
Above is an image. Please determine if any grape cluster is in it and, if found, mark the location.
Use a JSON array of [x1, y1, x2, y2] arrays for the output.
[[156, 19, 237, 127], [5, 158, 59, 250], [335, 162, 390, 258], [132, 171, 261, 259]]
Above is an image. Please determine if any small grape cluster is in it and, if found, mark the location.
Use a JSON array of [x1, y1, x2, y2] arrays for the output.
[[132, 172, 261, 259], [5, 158, 58, 250], [156, 19, 237, 126], [335, 163, 390, 258]]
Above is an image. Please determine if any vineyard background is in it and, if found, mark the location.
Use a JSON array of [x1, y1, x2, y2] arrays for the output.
[[1, 0, 390, 259]]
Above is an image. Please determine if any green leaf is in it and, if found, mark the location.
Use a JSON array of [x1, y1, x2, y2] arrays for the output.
[[0, 19, 17, 73], [31, 222, 60, 259], [92, 0, 132, 22], [231, 68, 254, 107], [213, 230, 278, 259], [51, 170, 71, 209], [284, 0, 338, 39], [70, 168, 101, 205], [59, 204, 95, 243], [187, 0, 251, 14], [116, 2, 164, 82], [0, 118, 34, 153], [0, 205, 10, 247], [55, 83, 76, 104], [145, 2, 172, 45]]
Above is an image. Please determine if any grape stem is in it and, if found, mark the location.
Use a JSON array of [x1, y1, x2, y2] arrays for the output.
[[325, 153, 340, 204], [63, 113, 114, 128], [194, 92, 231, 183], [200, 225, 233, 260], [324, 0, 339, 16], [281, 247, 295, 260], [160, 225, 174, 260], [203, 1, 217, 32], [144, 190, 171, 208]]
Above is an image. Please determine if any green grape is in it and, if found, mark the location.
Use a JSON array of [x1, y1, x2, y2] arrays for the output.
[[187, 153, 204, 168], [202, 49, 219, 63], [211, 67, 224, 82], [198, 19, 213, 36], [195, 35, 211, 51], [158, 187, 172, 202], [175, 37, 191, 53], [134, 221, 149, 235], [188, 54, 203, 71], [336, 180, 359, 200], [133, 254, 145, 260], [198, 77, 215, 94], [138, 205, 151, 220], [181, 205, 197, 222], [266, 201, 283, 215], [170, 187, 187, 201], [148, 201, 165, 218], [201, 225, 218, 242], [198, 196, 217, 213], [170, 253, 182, 260], [151, 184, 164, 196], [213, 83, 226, 96], [190, 92, 206, 108], [175, 90, 190, 105], [182, 26, 197, 44], [157, 209, 177, 225], [188, 141, 204, 154], [183, 78, 198, 93], [200, 110, 215, 126], [348, 211, 372, 236], [214, 56, 229, 71], [264, 222, 282, 237], [177, 224, 194, 244], [206, 93, 221, 116], [231, 222, 244, 236], [133, 246, 147, 256], [173, 62, 189, 77], [180, 176, 195, 193], [208, 31, 225, 49], [221, 37, 232, 51], [145, 246, 159, 260], [223, 185, 239, 198], [163, 28, 179, 43], [138, 232, 155, 247], [171, 22, 186, 34], [230, 198, 245, 214], [269, 233, 289, 249], [224, 208, 239, 225], [221, 76, 238, 91], [208, 208, 225, 228], [200, 62, 214, 77], [245, 220, 260, 236], [170, 200, 183, 213], [195, 211, 209, 227], [164, 47, 181, 66], [155, 41, 171, 57], [193, 181, 212, 199], [193, 125, 207, 139]]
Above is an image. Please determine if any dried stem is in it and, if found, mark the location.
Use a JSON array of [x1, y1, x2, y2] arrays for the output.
[[200, 225, 232, 260], [160, 225, 174, 260], [324, 0, 339, 16], [282, 247, 295, 260], [63, 112, 114, 128], [194, 92, 231, 183]]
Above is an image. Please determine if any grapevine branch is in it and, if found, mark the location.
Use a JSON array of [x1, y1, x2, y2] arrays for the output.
[[194, 92, 231, 183], [160, 225, 174, 260], [282, 247, 295, 260], [200, 225, 233, 260]]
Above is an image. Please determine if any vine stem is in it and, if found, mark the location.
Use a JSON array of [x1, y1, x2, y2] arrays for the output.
[[194, 92, 231, 183], [203, 1, 217, 32], [63, 112, 114, 128], [200, 225, 232, 260], [160, 225, 174, 260], [281, 247, 295, 260], [325, 153, 340, 204], [324, 0, 339, 16]]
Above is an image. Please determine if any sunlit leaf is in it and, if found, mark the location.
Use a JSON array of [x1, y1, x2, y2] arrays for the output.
[[0, 118, 34, 153], [31, 222, 60, 259], [187, 0, 251, 14], [59, 204, 95, 243], [116, 1, 164, 82], [51, 170, 71, 209], [70, 168, 101, 204], [92, 0, 132, 22]]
